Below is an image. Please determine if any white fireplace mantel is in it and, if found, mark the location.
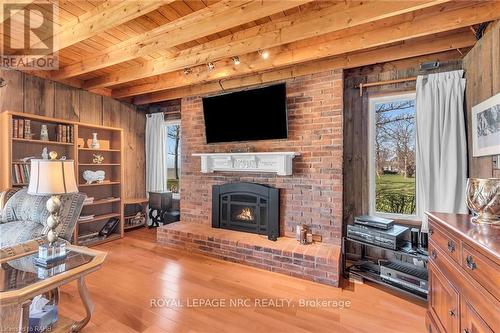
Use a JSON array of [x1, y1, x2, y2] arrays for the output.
[[192, 152, 300, 176]]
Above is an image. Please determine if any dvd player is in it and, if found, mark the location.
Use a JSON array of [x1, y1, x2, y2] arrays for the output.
[[354, 215, 394, 230], [347, 224, 408, 250], [380, 260, 428, 295]]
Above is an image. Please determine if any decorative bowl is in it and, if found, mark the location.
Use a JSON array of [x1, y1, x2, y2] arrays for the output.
[[466, 178, 500, 225], [83, 170, 105, 184]]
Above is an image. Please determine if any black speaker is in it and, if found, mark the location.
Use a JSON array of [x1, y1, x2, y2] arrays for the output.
[[420, 230, 429, 250], [411, 228, 419, 250]]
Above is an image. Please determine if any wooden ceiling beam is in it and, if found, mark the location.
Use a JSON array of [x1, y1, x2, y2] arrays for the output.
[[109, 0, 500, 98], [58, 0, 177, 50], [52, 0, 312, 80], [84, 0, 450, 89], [24, 0, 176, 54], [132, 31, 474, 105]]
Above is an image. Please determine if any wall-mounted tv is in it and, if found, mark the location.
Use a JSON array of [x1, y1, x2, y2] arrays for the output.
[[202, 83, 287, 144]]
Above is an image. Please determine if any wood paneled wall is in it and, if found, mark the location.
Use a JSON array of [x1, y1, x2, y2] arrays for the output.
[[0, 70, 146, 199], [463, 20, 500, 178], [342, 51, 464, 231]]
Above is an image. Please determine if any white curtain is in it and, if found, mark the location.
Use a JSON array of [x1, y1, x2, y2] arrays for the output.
[[146, 113, 167, 193], [415, 70, 468, 230]]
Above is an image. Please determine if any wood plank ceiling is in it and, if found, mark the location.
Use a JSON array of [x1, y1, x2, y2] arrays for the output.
[[3, 0, 500, 104]]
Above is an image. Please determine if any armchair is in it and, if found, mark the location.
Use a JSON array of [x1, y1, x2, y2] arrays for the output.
[[0, 188, 85, 250]]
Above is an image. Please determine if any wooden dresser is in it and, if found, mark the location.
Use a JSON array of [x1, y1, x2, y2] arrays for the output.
[[426, 213, 499, 333]]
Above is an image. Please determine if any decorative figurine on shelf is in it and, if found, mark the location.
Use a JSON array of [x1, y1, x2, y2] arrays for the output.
[[41, 147, 49, 160], [90, 133, 100, 149], [40, 125, 49, 141], [83, 170, 105, 184], [92, 154, 104, 164]]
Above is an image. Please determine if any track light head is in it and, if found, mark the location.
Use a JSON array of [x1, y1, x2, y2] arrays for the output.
[[259, 50, 269, 59], [207, 62, 215, 70], [231, 56, 240, 65]]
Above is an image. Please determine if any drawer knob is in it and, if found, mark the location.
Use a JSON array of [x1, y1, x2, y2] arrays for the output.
[[431, 250, 437, 260], [449, 309, 456, 317], [466, 255, 476, 270], [447, 240, 455, 252]]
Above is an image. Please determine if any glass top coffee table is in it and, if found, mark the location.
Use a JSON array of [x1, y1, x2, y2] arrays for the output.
[[0, 245, 106, 333]]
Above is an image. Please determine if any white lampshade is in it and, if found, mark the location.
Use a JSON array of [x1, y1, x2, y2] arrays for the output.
[[28, 159, 78, 195]]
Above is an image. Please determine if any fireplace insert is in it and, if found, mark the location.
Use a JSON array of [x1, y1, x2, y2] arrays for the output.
[[212, 182, 279, 241]]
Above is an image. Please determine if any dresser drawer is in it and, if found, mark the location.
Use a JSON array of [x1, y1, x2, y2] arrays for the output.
[[429, 222, 460, 264], [428, 242, 460, 333], [461, 244, 500, 301]]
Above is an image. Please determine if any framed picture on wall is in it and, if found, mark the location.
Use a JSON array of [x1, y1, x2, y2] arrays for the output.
[[472, 92, 500, 157]]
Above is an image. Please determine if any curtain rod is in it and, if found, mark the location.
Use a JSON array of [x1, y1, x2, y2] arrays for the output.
[[357, 77, 417, 96]]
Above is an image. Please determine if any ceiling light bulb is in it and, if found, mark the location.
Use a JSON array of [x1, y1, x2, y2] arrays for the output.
[[231, 56, 240, 65], [259, 50, 269, 59], [207, 62, 215, 70], [183, 68, 192, 75]]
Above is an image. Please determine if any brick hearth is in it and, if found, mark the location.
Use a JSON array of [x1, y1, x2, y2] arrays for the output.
[[158, 222, 341, 287]]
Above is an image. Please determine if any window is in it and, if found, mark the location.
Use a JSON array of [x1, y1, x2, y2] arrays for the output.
[[165, 120, 181, 194], [368, 92, 417, 219]]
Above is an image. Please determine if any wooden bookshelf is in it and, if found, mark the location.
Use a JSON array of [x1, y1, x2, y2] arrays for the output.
[[0, 111, 124, 247]]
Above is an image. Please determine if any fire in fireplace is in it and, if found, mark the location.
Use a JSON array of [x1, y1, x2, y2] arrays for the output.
[[212, 182, 279, 240], [235, 207, 255, 221]]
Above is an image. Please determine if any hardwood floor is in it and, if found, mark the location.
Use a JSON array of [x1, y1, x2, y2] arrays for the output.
[[60, 228, 426, 333]]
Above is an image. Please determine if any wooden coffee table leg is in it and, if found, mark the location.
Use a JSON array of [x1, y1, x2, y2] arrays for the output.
[[71, 277, 94, 332]]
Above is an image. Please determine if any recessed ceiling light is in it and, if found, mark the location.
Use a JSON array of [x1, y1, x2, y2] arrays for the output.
[[207, 62, 215, 70], [231, 56, 240, 65], [259, 50, 269, 59]]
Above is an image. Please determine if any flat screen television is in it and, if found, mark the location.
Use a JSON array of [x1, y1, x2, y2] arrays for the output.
[[202, 83, 287, 143]]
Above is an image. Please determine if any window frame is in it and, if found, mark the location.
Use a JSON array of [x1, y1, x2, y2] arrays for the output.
[[165, 119, 181, 198], [368, 91, 419, 221]]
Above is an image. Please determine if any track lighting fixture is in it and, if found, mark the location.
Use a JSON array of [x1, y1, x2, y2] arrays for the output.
[[259, 50, 269, 59], [231, 56, 240, 65], [207, 62, 215, 70], [183, 68, 192, 75]]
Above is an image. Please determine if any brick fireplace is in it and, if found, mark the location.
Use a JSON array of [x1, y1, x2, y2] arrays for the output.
[[212, 182, 280, 241], [157, 69, 343, 286]]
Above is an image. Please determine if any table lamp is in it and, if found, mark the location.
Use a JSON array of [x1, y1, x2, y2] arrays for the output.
[[28, 152, 78, 265]]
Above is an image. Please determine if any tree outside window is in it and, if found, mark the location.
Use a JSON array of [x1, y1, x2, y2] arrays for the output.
[[370, 94, 417, 217], [166, 121, 180, 193]]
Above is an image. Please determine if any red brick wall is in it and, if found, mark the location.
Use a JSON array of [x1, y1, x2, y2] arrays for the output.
[[180, 69, 343, 244]]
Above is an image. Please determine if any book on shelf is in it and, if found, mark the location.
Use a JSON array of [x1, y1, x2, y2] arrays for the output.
[[12, 119, 18, 138], [56, 124, 73, 143], [18, 119, 24, 139], [83, 196, 95, 204], [24, 119, 31, 139], [78, 214, 95, 221], [78, 231, 100, 241], [12, 163, 30, 184]]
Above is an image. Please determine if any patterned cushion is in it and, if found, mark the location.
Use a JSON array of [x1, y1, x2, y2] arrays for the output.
[[3, 189, 51, 225], [0, 220, 45, 249], [0, 189, 85, 245], [0, 188, 21, 223]]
